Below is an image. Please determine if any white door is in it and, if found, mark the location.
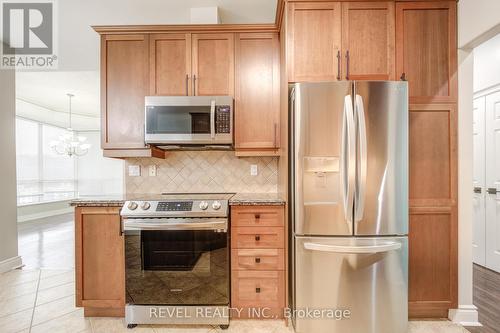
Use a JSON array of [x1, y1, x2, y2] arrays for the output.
[[485, 90, 500, 272], [472, 97, 486, 266]]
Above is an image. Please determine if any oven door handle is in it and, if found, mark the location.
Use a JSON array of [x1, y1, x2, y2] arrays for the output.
[[210, 100, 216, 139], [122, 218, 228, 231]]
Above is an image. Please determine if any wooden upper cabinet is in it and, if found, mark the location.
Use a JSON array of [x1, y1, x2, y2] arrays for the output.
[[341, 2, 395, 80], [235, 33, 280, 151], [75, 207, 125, 315], [192, 33, 234, 96], [150, 33, 191, 96], [101, 34, 149, 149], [396, 1, 457, 103], [287, 2, 342, 82]]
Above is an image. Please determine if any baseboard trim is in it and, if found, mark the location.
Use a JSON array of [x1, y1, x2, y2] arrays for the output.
[[17, 207, 73, 223], [448, 305, 481, 326], [0, 256, 23, 273]]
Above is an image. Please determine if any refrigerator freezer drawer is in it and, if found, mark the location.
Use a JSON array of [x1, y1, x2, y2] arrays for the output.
[[294, 236, 408, 333]]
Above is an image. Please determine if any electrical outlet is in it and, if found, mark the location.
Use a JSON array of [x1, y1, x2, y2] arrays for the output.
[[250, 164, 258, 176], [128, 165, 141, 177], [149, 165, 157, 177]]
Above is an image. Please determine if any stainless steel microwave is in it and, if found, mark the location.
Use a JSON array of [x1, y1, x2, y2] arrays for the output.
[[144, 96, 233, 147]]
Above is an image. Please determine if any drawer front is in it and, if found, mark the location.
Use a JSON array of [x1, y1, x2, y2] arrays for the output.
[[231, 270, 285, 308], [231, 227, 284, 249], [231, 249, 285, 270], [231, 206, 284, 227]]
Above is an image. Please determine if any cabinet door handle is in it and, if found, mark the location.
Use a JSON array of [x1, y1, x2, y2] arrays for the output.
[[255, 257, 261, 263], [255, 235, 261, 241], [345, 50, 350, 80], [473, 187, 482, 194], [193, 74, 197, 96], [255, 214, 261, 219], [185, 74, 189, 96], [336, 50, 341, 81], [400, 72, 406, 81], [255, 287, 261, 293], [487, 188, 498, 194]]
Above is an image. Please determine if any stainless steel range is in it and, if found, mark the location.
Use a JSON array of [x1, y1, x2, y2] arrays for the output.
[[120, 193, 232, 329]]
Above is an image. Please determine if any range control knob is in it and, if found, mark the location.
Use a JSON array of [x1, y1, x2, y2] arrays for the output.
[[199, 201, 209, 210], [212, 201, 222, 210], [128, 202, 138, 210], [140, 202, 151, 210]]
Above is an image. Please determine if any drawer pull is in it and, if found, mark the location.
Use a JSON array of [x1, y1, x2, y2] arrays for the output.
[[255, 214, 261, 219], [256, 287, 261, 293], [255, 235, 261, 241], [255, 257, 261, 263]]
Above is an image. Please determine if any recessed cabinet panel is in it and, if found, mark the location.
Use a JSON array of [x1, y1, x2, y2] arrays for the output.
[[150, 34, 191, 96], [396, 1, 457, 103], [409, 104, 456, 206], [287, 2, 342, 82], [341, 2, 395, 80], [235, 33, 280, 150], [192, 33, 234, 96]]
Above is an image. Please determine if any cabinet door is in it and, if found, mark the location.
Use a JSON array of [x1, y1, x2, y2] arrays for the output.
[[341, 2, 395, 80], [75, 207, 124, 312], [150, 33, 191, 96], [287, 2, 342, 82], [396, 1, 457, 103], [101, 34, 149, 149], [235, 33, 280, 150], [192, 33, 234, 96]]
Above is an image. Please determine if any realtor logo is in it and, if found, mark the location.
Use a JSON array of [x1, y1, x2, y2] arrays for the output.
[[1, 0, 58, 69]]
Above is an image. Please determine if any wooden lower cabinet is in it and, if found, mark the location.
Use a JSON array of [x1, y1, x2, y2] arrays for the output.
[[230, 206, 286, 319], [75, 207, 125, 316]]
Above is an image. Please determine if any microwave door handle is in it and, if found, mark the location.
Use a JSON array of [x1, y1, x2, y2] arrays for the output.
[[210, 100, 216, 139]]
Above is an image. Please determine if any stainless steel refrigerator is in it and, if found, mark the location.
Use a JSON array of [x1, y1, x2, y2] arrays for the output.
[[290, 81, 409, 333]]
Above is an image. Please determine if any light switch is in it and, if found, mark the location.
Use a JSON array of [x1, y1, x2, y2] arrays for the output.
[[128, 165, 141, 177], [149, 165, 157, 177], [250, 164, 258, 176]]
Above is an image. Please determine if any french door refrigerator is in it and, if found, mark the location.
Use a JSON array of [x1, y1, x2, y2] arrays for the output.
[[290, 81, 409, 333]]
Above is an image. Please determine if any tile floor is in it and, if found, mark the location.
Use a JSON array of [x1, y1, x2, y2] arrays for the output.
[[0, 267, 472, 333]]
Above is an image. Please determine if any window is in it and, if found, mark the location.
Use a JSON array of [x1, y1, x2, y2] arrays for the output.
[[16, 118, 77, 205]]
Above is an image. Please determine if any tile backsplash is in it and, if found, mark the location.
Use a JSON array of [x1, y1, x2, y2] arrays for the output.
[[125, 151, 278, 194]]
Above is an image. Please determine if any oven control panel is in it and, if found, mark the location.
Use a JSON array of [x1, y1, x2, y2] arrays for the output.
[[120, 199, 229, 218]]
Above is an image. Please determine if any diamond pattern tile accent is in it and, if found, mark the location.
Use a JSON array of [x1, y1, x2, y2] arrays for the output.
[[125, 152, 278, 194]]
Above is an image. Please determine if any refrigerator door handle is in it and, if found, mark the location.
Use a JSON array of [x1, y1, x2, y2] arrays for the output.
[[303, 241, 401, 254], [341, 95, 356, 224], [354, 94, 367, 222]]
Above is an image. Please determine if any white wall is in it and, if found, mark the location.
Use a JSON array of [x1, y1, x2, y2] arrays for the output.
[[0, 63, 21, 271], [473, 33, 500, 93], [76, 131, 124, 195], [458, 0, 500, 48]]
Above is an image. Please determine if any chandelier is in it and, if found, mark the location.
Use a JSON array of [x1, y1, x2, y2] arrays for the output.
[[49, 93, 91, 157]]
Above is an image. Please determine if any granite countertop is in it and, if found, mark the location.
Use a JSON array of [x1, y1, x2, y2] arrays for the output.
[[71, 193, 285, 207], [228, 193, 285, 206]]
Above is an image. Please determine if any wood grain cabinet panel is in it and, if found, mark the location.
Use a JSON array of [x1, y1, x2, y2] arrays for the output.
[[287, 2, 342, 82], [231, 205, 284, 227], [396, 1, 457, 103], [75, 207, 125, 316], [409, 104, 457, 207], [150, 33, 191, 96], [235, 33, 280, 153], [232, 227, 284, 249], [101, 34, 149, 150], [192, 33, 234, 96], [231, 249, 285, 271], [231, 270, 285, 309], [341, 2, 395, 80], [409, 208, 457, 318]]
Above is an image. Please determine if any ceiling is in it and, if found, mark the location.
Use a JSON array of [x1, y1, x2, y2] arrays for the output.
[[15, 0, 278, 130]]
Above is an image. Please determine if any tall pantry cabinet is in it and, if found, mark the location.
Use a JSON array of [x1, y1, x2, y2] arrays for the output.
[[285, 0, 458, 318]]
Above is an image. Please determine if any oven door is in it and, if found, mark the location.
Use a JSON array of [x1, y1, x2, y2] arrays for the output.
[[124, 218, 229, 306], [144, 96, 233, 145]]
